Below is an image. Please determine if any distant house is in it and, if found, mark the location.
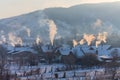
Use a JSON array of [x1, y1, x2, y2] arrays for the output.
[[91, 45, 112, 61], [72, 45, 96, 58], [41, 44, 118, 63], [12, 51, 39, 66], [58, 46, 71, 56], [41, 45, 58, 64], [56, 46, 76, 64], [55, 44, 98, 63], [82, 46, 96, 54], [7, 46, 38, 66], [71, 44, 115, 62], [110, 48, 120, 56], [72, 45, 85, 58], [92, 45, 111, 56], [109, 48, 120, 61], [41, 45, 53, 53], [61, 51, 76, 65], [54, 50, 61, 63], [8, 46, 37, 54]]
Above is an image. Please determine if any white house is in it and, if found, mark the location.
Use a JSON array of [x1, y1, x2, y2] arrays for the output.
[[92, 45, 112, 59]]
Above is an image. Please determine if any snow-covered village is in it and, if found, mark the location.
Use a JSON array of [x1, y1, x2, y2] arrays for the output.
[[1, 0, 120, 80], [0, 24, 120, 80]]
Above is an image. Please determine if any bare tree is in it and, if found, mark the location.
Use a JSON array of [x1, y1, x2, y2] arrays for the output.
[[104, 49, 120, 80], [0, 45, 7, 78], [79, 53, 100, 67], [45, 51, 54, 64]]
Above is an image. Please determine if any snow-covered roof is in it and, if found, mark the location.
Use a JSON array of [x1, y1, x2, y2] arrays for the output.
[[62, 44, 71, 48], [82, 47, 96, 54], [8, 46, 37, 54], [92, 45, 111, 50], [110, 48, 120, 57], [72, 45, 84, 58], [99, 55, 112, 59], [41, 45, 53, 53], [98, 55, 113, 62], [56, 44, 112, 58], [72, 45, 96, 58], [58, 47, 71, 55], [91, 45, 111, 57]]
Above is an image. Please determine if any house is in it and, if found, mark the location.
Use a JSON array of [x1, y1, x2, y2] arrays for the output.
[[12, 51, 39, 66], [55, 45, 76, 64], [40, 45, 59, 64], [91, 45, 112, 61], [110, 48, 120, 57], [72, 45, 85, 58], [72, 44, 96, 58], [58, 46, 71, 56], [7, 46, 38, 66], [108, 48, 120, 61], [7, 46, 37, 54], [61, 51, 76, 65], [82, 45, 96, 54], [92, 45, 111, 56]]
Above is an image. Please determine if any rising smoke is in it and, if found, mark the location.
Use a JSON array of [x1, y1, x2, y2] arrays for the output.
[[79, 39, 85, 45], [93, 19, 102, 29], [96, 32, 108, 47], [8, 32, 23, 46], [83, 34, 95, 46], [73, 39, 78, 47], [36, 35, 41, 45], [48, 20, 57, 46], [25, 27, 31, 37], [72, 32, 108, 47]]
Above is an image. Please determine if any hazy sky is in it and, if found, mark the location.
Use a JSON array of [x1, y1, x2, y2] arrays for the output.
[[0, 0, 119, 19]]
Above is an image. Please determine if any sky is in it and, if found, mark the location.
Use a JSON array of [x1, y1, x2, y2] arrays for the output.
[[0, 0, 119, 19]]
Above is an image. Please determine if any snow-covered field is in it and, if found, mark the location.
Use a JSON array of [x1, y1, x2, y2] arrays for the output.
[[8, 63, 107, 80]]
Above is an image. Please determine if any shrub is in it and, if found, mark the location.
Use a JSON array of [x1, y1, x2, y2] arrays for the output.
[[78, 54, 100, 67]]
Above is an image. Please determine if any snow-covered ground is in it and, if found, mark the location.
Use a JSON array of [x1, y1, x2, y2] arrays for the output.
[[8, 63, 106, 80]]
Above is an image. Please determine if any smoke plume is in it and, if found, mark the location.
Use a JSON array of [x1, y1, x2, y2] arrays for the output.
[[48, 20, 57, 46], [73, 39, 78, 47], [83, 34, 95, 46], [8, 33, 23, 46], [93, 19, 102, 29], [26, 27, 31, 37], [36, 35, 41, 45], [97, 32, 108, 43], [95, 41, 101, 47], [95, 32, 108, 47], [79, 39, 85, 45], [0, 35, 6, 44]]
